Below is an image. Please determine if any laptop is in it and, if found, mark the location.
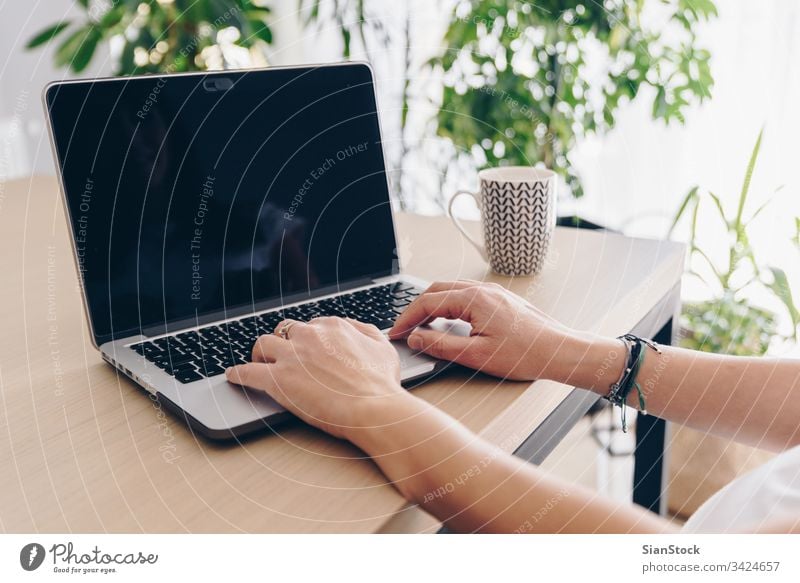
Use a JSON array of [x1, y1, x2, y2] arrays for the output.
[[44, 62, 456, 439]]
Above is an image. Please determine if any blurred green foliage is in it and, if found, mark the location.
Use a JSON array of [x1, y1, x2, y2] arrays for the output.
[[680, 296, 776, 356], [26, 0, 273, 75], [670, 130, 799, 356], [433, 0, 717, 197]]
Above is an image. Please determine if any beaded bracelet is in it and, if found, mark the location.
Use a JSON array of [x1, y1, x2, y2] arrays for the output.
[[605, 334, 661, 432]]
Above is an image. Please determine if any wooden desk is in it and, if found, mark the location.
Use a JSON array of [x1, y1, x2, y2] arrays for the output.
[[0, 175, 684, 533]]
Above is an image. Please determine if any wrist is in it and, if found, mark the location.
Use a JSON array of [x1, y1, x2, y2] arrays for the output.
[[345, 389, 429, 455], [552, 333, 625, 395], [345, 389, 474, 505]]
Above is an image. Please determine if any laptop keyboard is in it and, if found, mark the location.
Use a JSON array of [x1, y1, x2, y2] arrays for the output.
[[129, 281, 424, 384]]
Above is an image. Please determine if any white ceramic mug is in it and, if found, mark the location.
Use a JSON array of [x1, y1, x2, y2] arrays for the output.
[[448, 166, 557, 276]]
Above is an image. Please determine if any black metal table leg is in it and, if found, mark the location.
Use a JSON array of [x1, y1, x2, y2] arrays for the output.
[[633, 412, 668, 513]]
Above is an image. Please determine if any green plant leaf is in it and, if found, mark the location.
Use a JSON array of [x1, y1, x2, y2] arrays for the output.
[[747, 199, 770, 223], [734, 127, 763, 231], [26, 21, 71, 48], [243, 2, 271, 14], [794, 217, 800, 247], [705, 191, 727, 225], [99, 6, 125, 29], [55, 26, 101, 72], [690, 194, 700, 250], [117, 39, 137, 76], [247, 18, 273, 44], [691, 245, 723, 287], [765, 267, 800, 337], [342, 26, 351, 58], [54, 27, 88, 67], [72, 27, 102, 72], [668, 185, 699, 238], [680, 0, 719, 19], [744, 184, 782, 224]]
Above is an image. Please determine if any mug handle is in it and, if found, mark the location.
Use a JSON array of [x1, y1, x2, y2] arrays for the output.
[[448, 190, 488, 261]]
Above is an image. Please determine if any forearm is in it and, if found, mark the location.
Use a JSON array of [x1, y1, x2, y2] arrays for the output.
[[562, 334, 800, 451], [348, 393, 674, 533]]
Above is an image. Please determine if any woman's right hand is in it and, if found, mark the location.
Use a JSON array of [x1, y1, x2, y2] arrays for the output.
[[388, 281, 608, 383]]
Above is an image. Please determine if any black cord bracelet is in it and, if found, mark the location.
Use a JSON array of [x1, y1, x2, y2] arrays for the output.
[[605, 334, 661, 432]]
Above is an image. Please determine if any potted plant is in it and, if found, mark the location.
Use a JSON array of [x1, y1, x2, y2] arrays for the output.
[[26, 0, 274, 75], [666, 129, 799, 518], [300, 0, 717, 219], [432, 0, 717, 200]]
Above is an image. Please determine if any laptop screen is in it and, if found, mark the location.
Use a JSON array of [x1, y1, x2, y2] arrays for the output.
[[46, 64, 398, 345]]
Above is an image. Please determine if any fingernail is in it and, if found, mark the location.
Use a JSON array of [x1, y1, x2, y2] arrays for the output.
[[225, 367, 233, 377], [408, 333, 422, 350]]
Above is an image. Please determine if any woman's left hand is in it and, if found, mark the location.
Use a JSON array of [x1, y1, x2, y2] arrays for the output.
[[225, 317, 409, 439]]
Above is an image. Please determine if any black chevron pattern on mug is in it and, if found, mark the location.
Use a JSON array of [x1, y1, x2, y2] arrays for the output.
[[481, 178, 555, 276]]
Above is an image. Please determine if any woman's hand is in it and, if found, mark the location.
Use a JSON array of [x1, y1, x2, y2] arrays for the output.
[[225, 317, 409, 440], [389, 280, 607, 383]]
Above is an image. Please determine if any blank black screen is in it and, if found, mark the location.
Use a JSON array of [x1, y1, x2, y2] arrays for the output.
[[46, 64, 397, 344]]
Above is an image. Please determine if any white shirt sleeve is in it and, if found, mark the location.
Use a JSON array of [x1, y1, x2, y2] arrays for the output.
[[682, 443, 800, 533]]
